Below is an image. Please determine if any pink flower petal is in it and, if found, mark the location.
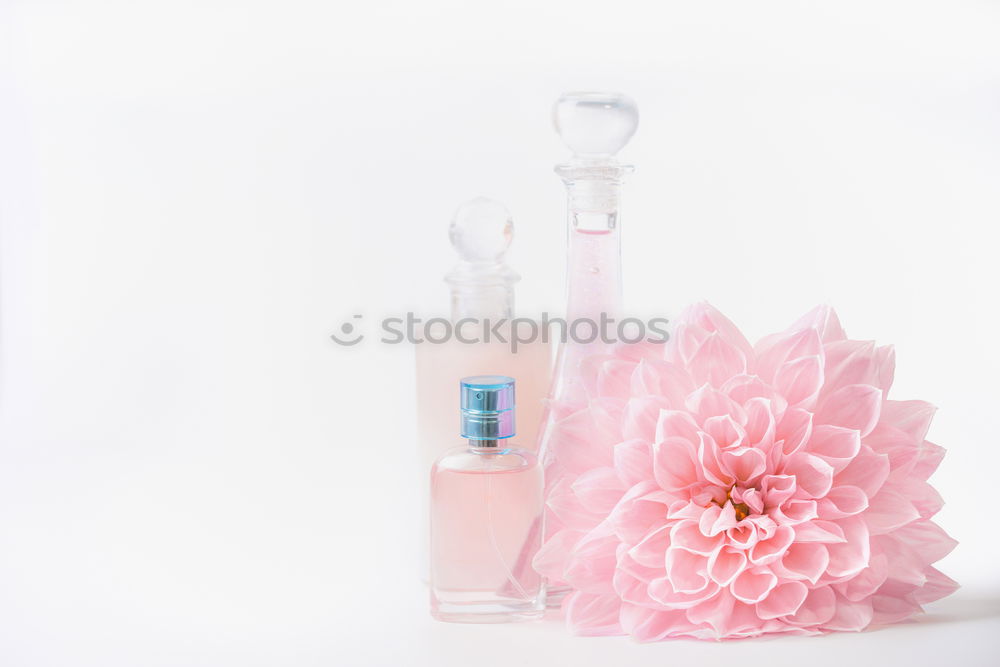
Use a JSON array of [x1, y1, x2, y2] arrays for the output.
[[532, 528, 582, 580], [782, 453, 834, 498], [685, 589, 736, 634], [789, 305, 846, 343], [749, 525, 795, 565], [688, 331, 749, 388], [699, 501, 738, 537], [614, 340, 667, 362], [913, 566, 960, 604], [697, 432, 732, 487], [820, 340, 894, 398], [786, 586, 837, 626], [722, 375, 786, 414], [671, 321, 709, 366], [620, 604, 700, 642], [818, 485, 869, 519], [731, 567, 778, 604], [613, 545, 661, 606], [893, 520, 958, 564], [891, 478, 944, 519], [743, 397, 777, 449], [825, 516, 871, 578], [880, 399, 936, 443], [596, 358, 638, 399], [720, 447, 767, 485], [548, 406, 616, 474], [815, 384, 882, 437], [864, 423, 920, 473], [628, 524, 671, 569], [821, 595, 873, 632], [734, 486, 765, 515], [614, 541, 660, 580], [671, 519, 725, 556], [647, 576, 720, 609], [778, 542, 829, 584], [756, 581, 808, 619], [775, 407, 813, 456], [577, 353, 615, 400], [703, 414, 746, 449], [807, 424, 862, 473], [761, 474, 797, 508], [913, 441, 946, 481], [754, 327, 823, 383], [572, 467, 625, 514], [613, 439, 653, 487], [547, 476, 603, 531], [652, 436, 701, 492], [719, 601, 773, 638], [774, 354, 824, 408], [564, 529, 619, 595], [681, 302, 756, 359], [564, 592, 624, 636], [750, 513, 778, 537], [685, 384, 747, 424], [793, 520, 847, 543], [665, 548, 712, 594], [875, 344, 896, 392], [609, 480, 669, 544], [864, 488, 920, 535], [654, 409, 701, 444], [667, 498, 707, 521], [835, 552, 888, 602], [726, 522, 760, 550], [835, 444, 890, 497], [822, 340, 879, 398], [623, 396, 671, 442], [772, 499, 818, 526], [871, 593, 922, 625], [708, 546, 748, 585], [871, 534, 934, 587], [630, 359, 696, 407]]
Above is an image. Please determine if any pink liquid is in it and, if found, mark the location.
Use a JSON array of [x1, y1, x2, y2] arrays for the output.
[[414, 331, 552, 583], [429, 447, 544, 622]]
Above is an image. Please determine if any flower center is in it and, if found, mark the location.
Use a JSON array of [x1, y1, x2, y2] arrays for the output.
[[726, 486, 751, 521]]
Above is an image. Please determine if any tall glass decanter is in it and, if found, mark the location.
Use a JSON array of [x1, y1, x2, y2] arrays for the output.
[[535, 91, 639, 604]]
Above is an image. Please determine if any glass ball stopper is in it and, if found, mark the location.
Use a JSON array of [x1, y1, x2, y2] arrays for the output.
[[449, 197, 513, 263], [553, 91, 639, 160]]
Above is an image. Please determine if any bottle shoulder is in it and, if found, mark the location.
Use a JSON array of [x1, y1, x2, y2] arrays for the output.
[[432, 443, 538, 474]]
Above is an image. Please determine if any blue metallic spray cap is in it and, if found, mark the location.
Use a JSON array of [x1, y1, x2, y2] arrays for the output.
[[460, 375, 516, 440]]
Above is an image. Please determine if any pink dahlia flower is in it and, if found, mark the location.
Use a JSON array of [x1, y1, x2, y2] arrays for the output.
[[534, 304, 957, 640]]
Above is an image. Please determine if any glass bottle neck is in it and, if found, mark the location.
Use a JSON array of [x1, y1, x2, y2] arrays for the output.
[[557, 163, 631, 322], [468, 439, 503, 452], [446, 263, 518, 321]]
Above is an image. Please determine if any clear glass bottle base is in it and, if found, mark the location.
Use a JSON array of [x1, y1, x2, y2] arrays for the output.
[[430, 445, 545, 625], [431, 597, 545, 624], [545, 586, 569, 608]]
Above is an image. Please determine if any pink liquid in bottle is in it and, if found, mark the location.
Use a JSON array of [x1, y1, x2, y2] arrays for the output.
[[429, 376, 545, 623]]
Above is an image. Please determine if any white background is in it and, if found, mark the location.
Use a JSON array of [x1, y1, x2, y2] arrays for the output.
[[2, 1, 999, 665]]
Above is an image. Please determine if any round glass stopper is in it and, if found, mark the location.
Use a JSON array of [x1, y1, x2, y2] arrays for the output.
[[553, 91, 639, 159], [449, 197, 513, 263]]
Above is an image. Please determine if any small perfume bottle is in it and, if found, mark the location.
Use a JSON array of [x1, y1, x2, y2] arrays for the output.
[[429, 376, 545, 623]]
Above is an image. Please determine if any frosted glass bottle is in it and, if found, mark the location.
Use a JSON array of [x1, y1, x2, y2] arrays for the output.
[[430, 376, 545, 622], [534, 92, 639, 605], [415, 199, 552, 580]]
